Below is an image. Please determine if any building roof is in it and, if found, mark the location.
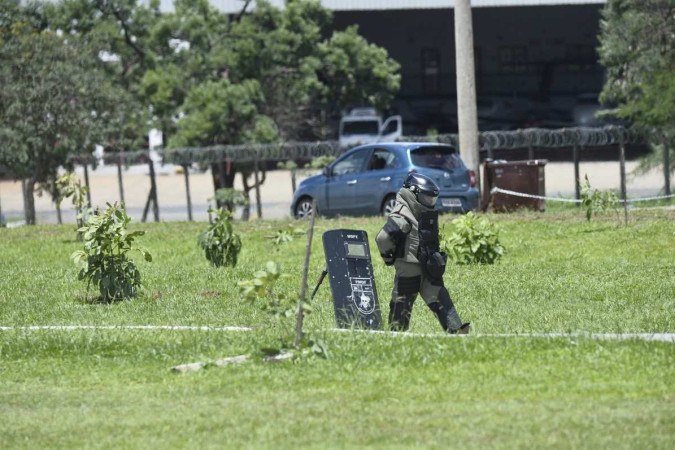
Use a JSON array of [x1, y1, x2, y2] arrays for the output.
[[171, 0, 607, 14]]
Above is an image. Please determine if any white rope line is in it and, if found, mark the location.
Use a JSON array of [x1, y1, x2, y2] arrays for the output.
[[330, 328, 675, 343], [0, 325, 252, 332], [490, 187, 675, 204], [1, 325, 672, 343], [491, 187, 580, 203]]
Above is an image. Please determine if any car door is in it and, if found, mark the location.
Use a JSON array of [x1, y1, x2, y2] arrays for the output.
[[351, 147, 401, 215], [324, 147, 370, 215]]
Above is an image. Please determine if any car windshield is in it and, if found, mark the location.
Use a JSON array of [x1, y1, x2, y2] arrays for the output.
[[410, 146, 462, 170], [341, 120, 380, 136]]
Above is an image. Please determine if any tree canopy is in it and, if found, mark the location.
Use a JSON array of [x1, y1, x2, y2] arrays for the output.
[[1, 0, 401, 222], [597, 0, 675, 180], [598, 0, 675, 127], [0, 2, 137, 223]]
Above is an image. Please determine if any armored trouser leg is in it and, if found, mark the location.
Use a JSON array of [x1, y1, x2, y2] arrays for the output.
[[389, 271, 421, 332], [420, 278, 468, 334], [389, 294, 415, 331]]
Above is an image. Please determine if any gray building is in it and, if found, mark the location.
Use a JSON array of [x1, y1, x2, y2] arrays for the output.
[[160, 0, 609, 134]]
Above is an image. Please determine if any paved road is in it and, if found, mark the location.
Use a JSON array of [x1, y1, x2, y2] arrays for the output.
[[0, 161, 668, 224]]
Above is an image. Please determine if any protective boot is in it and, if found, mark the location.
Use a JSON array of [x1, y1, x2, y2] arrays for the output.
[[389, 294, 415, 332]]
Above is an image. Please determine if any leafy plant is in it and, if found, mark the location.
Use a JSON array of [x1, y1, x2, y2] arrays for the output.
[[56, 172, 91, 232], [210, 188, 248, 213], [71, 203, 152, 302], [309, 155, 335, 169], [580, 175, 620, 222], [238, 261, 295, 317], [441, 212, 505, 265], [268, 225, 306, 247], [199, 208, 242, 268], [238, 261, 327, 359]]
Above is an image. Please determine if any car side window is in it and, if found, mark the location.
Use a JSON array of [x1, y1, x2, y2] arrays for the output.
[[367, 148, 398, 171], [332, 149, 369, 176]]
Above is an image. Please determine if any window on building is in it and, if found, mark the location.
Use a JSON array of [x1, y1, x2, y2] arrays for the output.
[[565, 44, 596, 71], [475, 47, 482, 92], [421, 48, 440, 94], [499, 46, 528, 73]]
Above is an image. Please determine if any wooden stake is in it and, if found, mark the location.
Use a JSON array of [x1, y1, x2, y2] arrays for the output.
[[295, 200, 317, 348]]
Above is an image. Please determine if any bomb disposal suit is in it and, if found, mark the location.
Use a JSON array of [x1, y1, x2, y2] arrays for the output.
[[375, 173, 470, 334]]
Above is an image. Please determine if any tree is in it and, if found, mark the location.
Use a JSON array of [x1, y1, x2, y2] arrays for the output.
[[598, 0, 675, 192], [3, 0, 401, 222], [162, 0, 400, 217], [43, 0, 158, 152], [0, 5, 135, 224]]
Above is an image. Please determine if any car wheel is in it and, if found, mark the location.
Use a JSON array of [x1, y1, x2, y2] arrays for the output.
[[294, 197, 314, 219], [381, 195, 397, 216]]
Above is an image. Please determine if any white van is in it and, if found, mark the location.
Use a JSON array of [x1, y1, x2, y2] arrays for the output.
[[338, 107, 402, 148]]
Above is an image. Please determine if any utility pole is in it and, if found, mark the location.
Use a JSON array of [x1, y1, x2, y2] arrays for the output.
[[454, 0, 481, 197]]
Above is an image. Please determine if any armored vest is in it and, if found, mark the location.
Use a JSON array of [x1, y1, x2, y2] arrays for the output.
[[417, 210, 440, 257], [416, 210, 446, 280], [391, 204, 441, 264]]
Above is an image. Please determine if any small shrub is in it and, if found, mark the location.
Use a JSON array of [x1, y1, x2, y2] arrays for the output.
[[309, 155, 335, 169], [580, 175, 619, 222], [238, 261, 294, 317], [199, 208, 242, 268], [210, 188, 248, 212], [238, 261, 326, 358], [268, 225, 306, 247], [71, 203, 152, 302], [441, 212, 505, 265], [56, 172, 91, 232]]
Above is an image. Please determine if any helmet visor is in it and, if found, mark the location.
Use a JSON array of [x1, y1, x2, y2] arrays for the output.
[[418, 191, 438, 208]]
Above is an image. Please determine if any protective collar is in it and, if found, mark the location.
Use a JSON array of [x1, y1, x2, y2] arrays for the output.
[[397, 187, 435, 218]]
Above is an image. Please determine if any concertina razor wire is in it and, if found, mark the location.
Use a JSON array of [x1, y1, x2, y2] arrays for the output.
[[68, 126, 645, 166]]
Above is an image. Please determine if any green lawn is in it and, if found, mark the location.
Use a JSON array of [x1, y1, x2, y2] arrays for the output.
[[1, 209, 673, 448]]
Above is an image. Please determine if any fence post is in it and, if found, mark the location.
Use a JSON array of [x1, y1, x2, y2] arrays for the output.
[[573, 144, 581, 202], [183, 164, 193, 221], [117, 152, 125, 205], [619, 136, 628, 225], [150, 158, 159, 222], [83, 162, 91, 208], [254, 151, 262, 219], [663, 139, 671, 197]]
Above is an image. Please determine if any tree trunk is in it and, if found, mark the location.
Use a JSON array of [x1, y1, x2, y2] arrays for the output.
[[56, 202, 63, 224], [23, 177, 36, 225], [211, 162, 236, 209], [241, 172, 251, 221]]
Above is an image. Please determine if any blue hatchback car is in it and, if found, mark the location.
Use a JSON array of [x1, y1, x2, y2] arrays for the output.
[[291, 142, 479, 218]]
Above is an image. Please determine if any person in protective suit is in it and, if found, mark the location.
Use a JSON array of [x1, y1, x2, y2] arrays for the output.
[[376, 172, 470, 334]]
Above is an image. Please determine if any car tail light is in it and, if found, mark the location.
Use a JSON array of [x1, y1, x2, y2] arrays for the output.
[[469, 169, 476, 187]]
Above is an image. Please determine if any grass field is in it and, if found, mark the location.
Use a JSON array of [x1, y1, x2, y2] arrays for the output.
[[1, 207, 673, 448]]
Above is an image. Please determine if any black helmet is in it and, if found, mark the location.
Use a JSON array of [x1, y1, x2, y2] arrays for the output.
[[403, 172, 439, 208]]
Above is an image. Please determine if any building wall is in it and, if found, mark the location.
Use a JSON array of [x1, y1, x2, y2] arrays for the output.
[[332, 4, 605, 133]]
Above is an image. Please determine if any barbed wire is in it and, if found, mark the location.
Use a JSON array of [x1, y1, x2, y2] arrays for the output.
[[67, 126, 646, 167]]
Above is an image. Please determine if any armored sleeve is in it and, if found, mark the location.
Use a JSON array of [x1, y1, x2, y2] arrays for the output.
[[376, 213, 411, 265]]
